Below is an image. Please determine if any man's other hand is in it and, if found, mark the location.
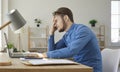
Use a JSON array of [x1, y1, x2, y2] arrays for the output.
[[49, 17, 57, 35], [26, 53, 47, 58]]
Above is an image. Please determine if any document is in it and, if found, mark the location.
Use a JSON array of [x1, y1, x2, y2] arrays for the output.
[[21, 58, 78, 66]]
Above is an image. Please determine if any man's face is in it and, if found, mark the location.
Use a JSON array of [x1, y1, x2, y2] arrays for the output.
[[53, 15, 66, 32]]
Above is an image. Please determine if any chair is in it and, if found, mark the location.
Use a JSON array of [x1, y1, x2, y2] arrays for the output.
[[102, 48, 120, 72]]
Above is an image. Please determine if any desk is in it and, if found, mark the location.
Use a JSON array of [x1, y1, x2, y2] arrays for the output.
[[0, 53, 93, 72]]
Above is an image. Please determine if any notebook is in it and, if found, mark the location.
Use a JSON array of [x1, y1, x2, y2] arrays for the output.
[[4, 32, 27, 58]]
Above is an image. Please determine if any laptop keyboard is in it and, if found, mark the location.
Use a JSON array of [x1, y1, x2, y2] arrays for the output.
[[11, 53, 27, 57]]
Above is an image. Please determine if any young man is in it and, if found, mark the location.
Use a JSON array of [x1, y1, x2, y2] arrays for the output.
[[29, 7, 102, 72]]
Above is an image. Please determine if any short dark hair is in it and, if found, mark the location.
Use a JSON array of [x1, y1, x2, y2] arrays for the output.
[[53, 7, 74, 22]]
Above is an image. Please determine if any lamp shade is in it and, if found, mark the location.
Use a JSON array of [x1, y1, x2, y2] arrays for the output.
[[7, 9, 26, 31]]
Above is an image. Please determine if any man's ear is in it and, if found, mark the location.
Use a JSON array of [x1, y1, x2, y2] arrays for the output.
[[64, 15, 69, 22]]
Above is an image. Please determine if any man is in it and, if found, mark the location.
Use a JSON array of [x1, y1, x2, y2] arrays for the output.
[[29, 7, 102, 72]]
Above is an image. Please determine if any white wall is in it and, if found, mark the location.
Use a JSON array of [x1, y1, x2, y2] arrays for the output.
[[8, 0, 111, 50], [1, 0, 8, 50]]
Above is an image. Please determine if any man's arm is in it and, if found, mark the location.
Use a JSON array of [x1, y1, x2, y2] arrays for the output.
[[48, 17, 66, 51], [48, 34, 66, 51], [46, 27, 92, 58]]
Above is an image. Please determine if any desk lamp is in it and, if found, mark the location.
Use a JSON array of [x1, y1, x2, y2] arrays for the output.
[[0, 9, 26, 66], [0, 9, 26, 31]]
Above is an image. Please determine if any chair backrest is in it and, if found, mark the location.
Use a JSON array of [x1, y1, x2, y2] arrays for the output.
[[102, 48, 120, 72]]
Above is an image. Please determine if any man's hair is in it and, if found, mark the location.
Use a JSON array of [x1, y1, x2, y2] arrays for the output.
[[53, 7, 74, 23]]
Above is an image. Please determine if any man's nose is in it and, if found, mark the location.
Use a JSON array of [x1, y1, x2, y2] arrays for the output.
[[54, 24, 57, 27]]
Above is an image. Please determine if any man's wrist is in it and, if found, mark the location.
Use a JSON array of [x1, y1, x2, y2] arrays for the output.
[[37, 53, 47, 58], [42, 53, 47, 58], [49, 32, 54, 35]]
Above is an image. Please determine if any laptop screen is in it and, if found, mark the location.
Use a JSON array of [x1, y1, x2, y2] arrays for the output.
[[3, 32, 12, 57], [4, 32, 9, 48]]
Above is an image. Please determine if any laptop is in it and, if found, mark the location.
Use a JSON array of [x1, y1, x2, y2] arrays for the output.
[[4, 32, 27, 58]]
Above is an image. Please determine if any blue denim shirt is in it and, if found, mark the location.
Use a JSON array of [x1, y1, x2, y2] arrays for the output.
[[47, 24, 102, 72]]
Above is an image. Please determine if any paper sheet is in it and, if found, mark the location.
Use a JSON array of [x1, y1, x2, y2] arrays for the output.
[[27, 59, 78, 65]]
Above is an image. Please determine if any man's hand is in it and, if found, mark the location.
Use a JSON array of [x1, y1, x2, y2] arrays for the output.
[[49, 17, 57, 35], [26, 53, 47, 58]]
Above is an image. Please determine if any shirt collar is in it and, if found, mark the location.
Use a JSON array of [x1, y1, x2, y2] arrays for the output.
[[66, 23, 75, 34]]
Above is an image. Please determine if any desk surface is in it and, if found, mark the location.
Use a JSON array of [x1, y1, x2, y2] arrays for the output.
[[0, 53, 93, 72]]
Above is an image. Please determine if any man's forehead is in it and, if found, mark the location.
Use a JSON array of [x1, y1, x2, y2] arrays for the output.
[[54, 15, 60, 17], [54, 15, 61, 19]]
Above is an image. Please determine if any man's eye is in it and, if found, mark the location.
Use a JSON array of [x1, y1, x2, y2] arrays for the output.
[[55, 20, 57, 23]]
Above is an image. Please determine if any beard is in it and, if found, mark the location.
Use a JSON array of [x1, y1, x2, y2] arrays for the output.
[[59, 25, 65, 32], [58, 17, 67, 32]]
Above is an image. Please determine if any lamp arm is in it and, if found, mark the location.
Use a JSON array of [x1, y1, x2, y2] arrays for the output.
[[0, 21, 11, 30]]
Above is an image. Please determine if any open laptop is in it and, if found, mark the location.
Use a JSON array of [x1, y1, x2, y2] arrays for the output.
[[4, 32, 27, 58]]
